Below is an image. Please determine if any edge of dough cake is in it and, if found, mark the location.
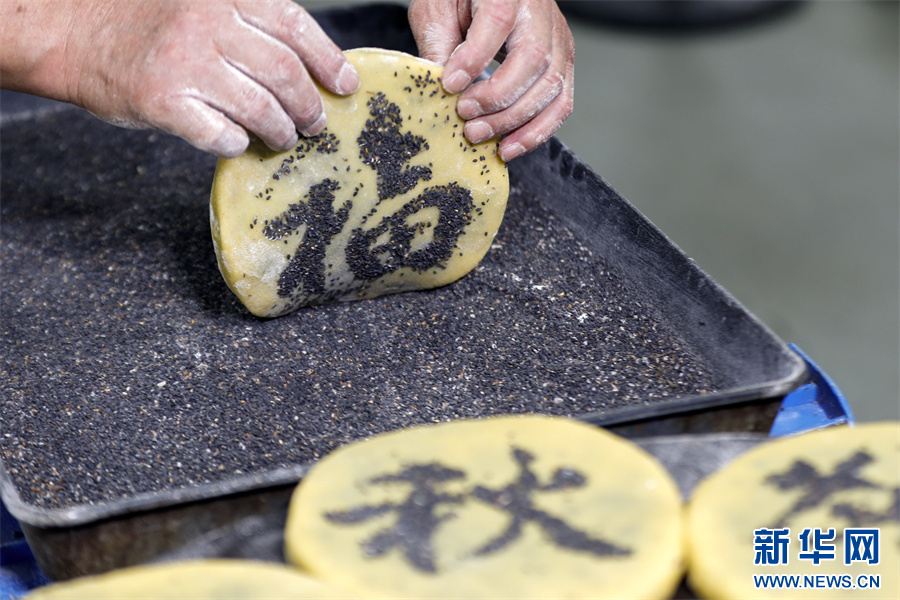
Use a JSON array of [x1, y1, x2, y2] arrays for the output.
[[686, 422, 900, 600]]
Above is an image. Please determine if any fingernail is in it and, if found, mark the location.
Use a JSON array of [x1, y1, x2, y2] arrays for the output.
[[465, 120, 493, 144], [301, 111, 326, 137], [336, 62, 360, 95], [443, 70, 471, 94], [500, 142, 525, 162], [457, 99, 482, 120]]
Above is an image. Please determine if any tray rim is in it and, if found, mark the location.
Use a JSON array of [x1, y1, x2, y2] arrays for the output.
[[0, 390, 804, 530]]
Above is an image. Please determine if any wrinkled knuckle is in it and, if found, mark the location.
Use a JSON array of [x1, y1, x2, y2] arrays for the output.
[[481, 0, 517, 32], [546, 70, 565, 98], [266, 53, 303, 91], [253, 109, 295, 149], [294, 95, 324, 125], [242, 90, 284, 133], [213, 130, 249, 158], [135, 77, 185, 124], [533, 123, 560, 148], [279, 3, 311, 36], [207, 125, 232, 151], [519, 43, 551, 74], [193, 118, 224, 150], [240, 84, 265, 107], [494, 115, 521, 138], [475, 82, 510, 113]]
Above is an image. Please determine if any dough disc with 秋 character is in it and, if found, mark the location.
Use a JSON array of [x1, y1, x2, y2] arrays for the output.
[[209, 48, 509, 318], [687, 422, 900, 599], [283, 415, 685, 599]]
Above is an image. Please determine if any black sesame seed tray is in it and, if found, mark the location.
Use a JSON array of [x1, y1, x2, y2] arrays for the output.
[[0, 2, 805, 581]]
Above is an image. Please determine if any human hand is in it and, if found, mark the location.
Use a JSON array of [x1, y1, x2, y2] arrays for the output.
[[2, 0, 359, 157], [408, 0, 575, 162]]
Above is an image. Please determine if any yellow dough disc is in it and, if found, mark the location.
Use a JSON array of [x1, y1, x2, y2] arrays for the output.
[[210, 48, 509, 317], [687, 422, 900, 599], [23, 560, 361, 599], [284, 415, 684, 599]]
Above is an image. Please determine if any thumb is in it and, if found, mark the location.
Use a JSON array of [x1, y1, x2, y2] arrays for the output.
[[408, 0, 464, 65]]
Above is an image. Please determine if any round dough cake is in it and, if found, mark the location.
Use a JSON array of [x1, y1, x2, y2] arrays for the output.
[[210, 48, 509, 317], [284, 415, 684, 599], [687, 422, 900, 599], [23, 560, 360, 599]]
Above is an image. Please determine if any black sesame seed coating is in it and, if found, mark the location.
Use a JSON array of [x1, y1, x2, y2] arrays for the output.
[[265, 179, 351, 299], [345, 183, 474, 280], [1, 109, 718, 510], [357, 93, 432, 201], [296, 132, 339, 156]]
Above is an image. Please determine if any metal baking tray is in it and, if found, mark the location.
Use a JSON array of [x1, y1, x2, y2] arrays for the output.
[[0, 2, 805, 581]]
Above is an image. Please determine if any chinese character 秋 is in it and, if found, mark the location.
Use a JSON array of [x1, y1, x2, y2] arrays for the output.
[[323, 446, 632, 573]]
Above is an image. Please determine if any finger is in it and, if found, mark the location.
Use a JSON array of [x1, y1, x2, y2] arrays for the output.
[[408, 0, 465, 64], [454, 5, 553, 120], [219, 22, 326, 137], [442, 0, 518, 94], [464, 4, 573, 148], [463, 64, 563, 144], [496, 58, 573, 162], [156, 97, 250, 158], [198, 58, 301, 152], [463, 6, 567, 140], [493, 18, 574, 161], [236, 0, 359, 95]]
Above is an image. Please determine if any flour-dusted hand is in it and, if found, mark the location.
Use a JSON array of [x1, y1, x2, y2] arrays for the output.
[[0, 0, 359, 157], [408, 0, 575, 161]]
